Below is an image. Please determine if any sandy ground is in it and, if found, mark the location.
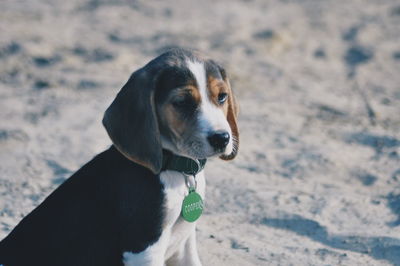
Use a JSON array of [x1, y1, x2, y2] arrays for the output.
[[1, 0, 400, 265]]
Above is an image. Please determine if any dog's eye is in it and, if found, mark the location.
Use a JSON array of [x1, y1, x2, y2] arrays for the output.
[[173, 99, 187, 107], [173, 97, 194, 108], [218, 93, 228, 104]]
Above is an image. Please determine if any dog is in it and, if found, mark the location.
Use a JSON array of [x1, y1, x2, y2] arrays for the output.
[[0, 48, 239, 266]]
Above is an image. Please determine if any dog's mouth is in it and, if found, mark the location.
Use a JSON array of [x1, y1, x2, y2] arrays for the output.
[[161, 130, 233, 160], [178, 136, 232, 160]]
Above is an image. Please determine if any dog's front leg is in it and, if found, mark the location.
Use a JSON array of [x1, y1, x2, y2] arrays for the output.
[[123, 249, 166, 266], [183, 230, 202, 266], [167, 229, 202, 266], [123, 235, 168, 266]]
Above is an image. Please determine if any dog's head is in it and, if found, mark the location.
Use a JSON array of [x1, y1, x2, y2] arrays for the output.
[[103, 48, 239, 174]]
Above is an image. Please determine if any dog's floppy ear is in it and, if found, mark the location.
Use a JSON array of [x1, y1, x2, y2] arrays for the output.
[[220, 71, 239, 160], [102, 68, 162, 174]]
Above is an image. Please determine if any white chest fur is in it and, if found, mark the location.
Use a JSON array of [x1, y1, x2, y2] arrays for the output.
[[123, 170, 205, 266]]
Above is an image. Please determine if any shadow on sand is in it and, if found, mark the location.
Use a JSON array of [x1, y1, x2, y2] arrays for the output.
[[262, 214, 400, 265]]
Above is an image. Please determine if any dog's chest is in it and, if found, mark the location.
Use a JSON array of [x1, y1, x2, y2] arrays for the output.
[[122, 170, 205, 265], [160, 170, 205, 258]]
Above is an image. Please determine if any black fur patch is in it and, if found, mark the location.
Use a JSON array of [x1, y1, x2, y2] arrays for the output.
[[0, 147, 165, 266]]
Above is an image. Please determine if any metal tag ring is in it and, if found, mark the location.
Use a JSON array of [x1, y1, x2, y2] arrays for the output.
[[184, 173, 197, 191]]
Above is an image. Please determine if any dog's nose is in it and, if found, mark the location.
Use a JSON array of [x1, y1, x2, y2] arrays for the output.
[[207, 131, 230, 150]]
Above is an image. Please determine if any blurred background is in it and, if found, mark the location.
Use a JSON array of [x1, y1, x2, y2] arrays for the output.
[[0, 0, 399, 265]]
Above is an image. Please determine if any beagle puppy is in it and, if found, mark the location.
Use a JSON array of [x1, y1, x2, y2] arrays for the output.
[[0, 48, 239, 266]]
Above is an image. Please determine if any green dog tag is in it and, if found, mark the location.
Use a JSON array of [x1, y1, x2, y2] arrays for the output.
[[181, 189, 204, 222]]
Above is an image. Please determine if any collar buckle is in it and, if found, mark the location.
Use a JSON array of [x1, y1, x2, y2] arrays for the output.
[[182, 158, 202, 176], [161, 150, 207, 176]]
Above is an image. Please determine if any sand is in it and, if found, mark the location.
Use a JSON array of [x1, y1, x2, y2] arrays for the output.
[[1, 0, 400, 265]]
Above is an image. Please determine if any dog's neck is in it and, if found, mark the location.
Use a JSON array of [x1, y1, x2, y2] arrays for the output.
[[161, 150, 207, 176]]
